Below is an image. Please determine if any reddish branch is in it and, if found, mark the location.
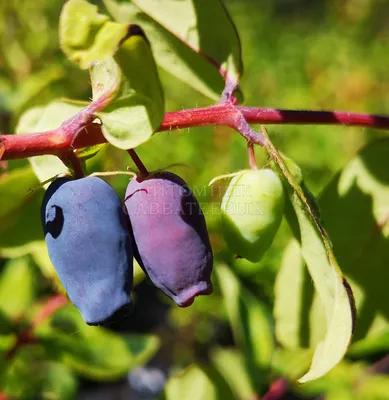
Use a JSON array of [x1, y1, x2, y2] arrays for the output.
[[1, 104, 388, 161], [262, 378, 289, 400], [31, 294, 69, 329], [162, 106, 389, 131], [6, 294, 68, 360]]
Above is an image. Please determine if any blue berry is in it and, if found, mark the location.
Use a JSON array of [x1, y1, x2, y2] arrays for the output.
[[128, 366, 167, 398], [41, 177, 133, 325]]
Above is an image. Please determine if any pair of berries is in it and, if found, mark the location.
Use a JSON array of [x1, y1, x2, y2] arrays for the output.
[[41, 172, 213, 326]]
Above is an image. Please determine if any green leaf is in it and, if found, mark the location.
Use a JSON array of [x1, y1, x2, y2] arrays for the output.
[[348, 330, 389, 358], [75, 143, 105, 161], [59, 0, 128, 69], [29, 241, 66, 294], [131, 0, 242, 84], [3, 347, 44, 400], [295, 359, 364, 399], [37, 362, 78, 400], [133, 258, 146, 286], [0, 310, 14, 335], [0, 335, 16, 353], [270, 347, 313, 382], [91, 28, 164, 149], [4, 347, 77, 400], [0, 257, 36, 319], [274, 239, 313, 349], [266, 137, 355, 383], [59, 0, 165, 149], [275, 138, 389, 368], [15, 99, 89, 184], [285, 190, 355, 384], [0, 165, 44, 249], [210, 347, 255, 400], [163, 364, 219, 400], [38, 305, 160, 381], [0, 166, 40, 219], [318, 138, 389, 344], [358, 375, 389, 400], [10, 65, 64, 116], [63, 331, 160, 381], [103, 0, 226, 100], [216, 264, 274, 393]]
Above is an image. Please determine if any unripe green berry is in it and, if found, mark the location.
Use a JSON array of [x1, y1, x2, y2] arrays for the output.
[[221, 168, 285, 262]]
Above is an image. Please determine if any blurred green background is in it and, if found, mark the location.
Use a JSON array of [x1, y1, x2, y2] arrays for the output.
[[0, 0, 388, 399]]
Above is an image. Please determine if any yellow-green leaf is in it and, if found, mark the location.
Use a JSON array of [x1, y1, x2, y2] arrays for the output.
[[60, 0, 128, 69], [0, 257, 36, 319], [210, 347, 255, 399], [163, 364, 218, 400], [132, 0, 242, 84], [91, 29, 164, 149], [103, 0, 225, 100], [266, 138, 355, 383], [216, 264, 274, 392], [37, 305, 160, 381]]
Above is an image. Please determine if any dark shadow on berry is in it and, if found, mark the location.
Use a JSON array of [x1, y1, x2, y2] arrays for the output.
[[44, 205, 64, 238]]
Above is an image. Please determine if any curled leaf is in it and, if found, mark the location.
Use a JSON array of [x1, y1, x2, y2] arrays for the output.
[[91, 27, 164, 149], [131, 0, 242, 84], [264, 132, 356, 383], [60, 0, 129, 69]]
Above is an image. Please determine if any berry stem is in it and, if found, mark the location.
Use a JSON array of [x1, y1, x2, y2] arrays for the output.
[[62, 150, 84, 179], [248, 142, 258, 169], [127, 149, 149, 178]]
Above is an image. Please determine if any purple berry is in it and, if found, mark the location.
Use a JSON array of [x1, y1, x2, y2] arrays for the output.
[[124, 172, 213, 307]]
